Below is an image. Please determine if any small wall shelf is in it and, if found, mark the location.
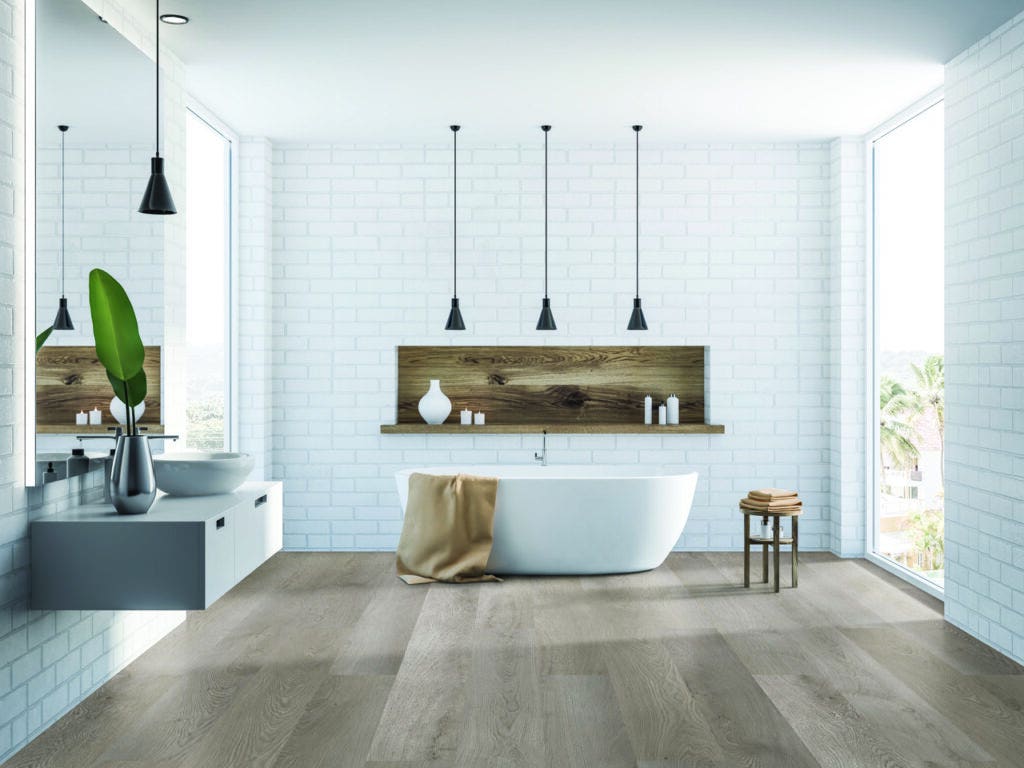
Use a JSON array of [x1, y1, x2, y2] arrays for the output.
[[37, 424, 166, 435], [381, 423, 725, 435]]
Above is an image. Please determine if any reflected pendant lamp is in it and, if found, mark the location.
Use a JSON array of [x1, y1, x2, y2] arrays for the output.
[[444, 125, 466, 330], [52, 125, 73, 331], [138, 0, 176, 214], [627, 124, 648, 331], [536, 125, 556, 330]]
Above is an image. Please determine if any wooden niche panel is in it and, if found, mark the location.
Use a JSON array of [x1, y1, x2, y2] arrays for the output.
[[395, 346, 706, 425], [36, 346, 162, 432]]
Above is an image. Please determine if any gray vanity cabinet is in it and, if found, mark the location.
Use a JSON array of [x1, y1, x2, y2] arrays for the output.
[[30, 482, 283, 610]]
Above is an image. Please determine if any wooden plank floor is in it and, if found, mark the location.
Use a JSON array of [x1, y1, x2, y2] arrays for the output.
[[6, 551, 1024, 768]]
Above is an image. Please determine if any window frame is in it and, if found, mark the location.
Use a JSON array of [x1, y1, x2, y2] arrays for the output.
[[863, 87, 945, 600]]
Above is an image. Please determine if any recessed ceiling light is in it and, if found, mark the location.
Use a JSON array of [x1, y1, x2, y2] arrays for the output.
[[159, 13, 189, 25]]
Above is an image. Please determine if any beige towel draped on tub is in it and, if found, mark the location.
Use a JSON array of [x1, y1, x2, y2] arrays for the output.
[[396, 472, 501, 584]]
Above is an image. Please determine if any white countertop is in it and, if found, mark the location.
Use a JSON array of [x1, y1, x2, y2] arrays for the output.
[[35, 481, 280, 524]]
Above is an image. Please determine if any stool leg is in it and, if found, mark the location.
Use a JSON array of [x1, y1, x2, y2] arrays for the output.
[[761, 516, 769, 583], [792, 516, 799, 588], [773, 516, 781, 593], [743, 514, 750, 588]]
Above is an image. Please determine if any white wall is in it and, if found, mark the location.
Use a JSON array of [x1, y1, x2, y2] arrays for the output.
[[944, 8, 1024, 664], [270, 142, 834, 551], [0, 1, 187, 762], [829, 138, 868, 556]]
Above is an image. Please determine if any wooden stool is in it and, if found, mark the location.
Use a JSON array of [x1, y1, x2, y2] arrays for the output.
[[740, 507, 801, 592]]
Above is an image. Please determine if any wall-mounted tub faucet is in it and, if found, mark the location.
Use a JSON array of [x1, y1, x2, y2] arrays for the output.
[[534, 430, 548, 467]]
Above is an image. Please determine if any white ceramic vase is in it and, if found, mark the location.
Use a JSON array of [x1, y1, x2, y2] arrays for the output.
[[110, 396, 145, 426], [418, 379, 452, 425]]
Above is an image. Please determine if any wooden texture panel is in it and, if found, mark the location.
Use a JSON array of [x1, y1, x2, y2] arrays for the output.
[[395, 346, 705, 426], [36, 345, 161, 431]]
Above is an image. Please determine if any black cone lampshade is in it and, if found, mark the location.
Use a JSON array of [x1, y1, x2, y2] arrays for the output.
[[444, 125, 465, 330], [536, 298, 557, 330], [445, 297, 466, 331], [53, 124, 73, 330], [139, 0, 176, 215], [53, 297, 74, 331], [627, 124, 648, 330], [139, 156, 176, 215], [535, 125, 556, 331], [627, 297, 648, 331]]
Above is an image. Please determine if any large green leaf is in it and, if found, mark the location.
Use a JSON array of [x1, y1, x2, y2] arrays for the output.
[[35, 326, 53, 354], [107, 368, 147, 408], [89, 268, 144, 381]]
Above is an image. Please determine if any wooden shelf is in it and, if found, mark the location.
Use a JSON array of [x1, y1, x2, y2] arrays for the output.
[[37, 424, 166, 435], [380, 423, 725, 435]]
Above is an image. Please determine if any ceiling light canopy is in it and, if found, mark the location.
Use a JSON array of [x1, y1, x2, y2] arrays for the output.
[[159, 13, 189, 25]]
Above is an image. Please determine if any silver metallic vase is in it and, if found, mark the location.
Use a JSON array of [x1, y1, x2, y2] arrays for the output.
[[109, 435, 156, 515]]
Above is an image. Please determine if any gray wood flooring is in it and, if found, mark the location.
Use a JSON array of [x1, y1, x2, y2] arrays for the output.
[[6, 552, 1024, 768]]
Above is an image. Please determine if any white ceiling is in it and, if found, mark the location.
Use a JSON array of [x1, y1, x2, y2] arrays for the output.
[[125, 0, 1024, 143], [38, 0, 153, 145]]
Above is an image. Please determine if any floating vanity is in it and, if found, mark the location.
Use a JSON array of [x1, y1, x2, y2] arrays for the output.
[[381, 345, 725, 434], [31, 481, 282, 611]]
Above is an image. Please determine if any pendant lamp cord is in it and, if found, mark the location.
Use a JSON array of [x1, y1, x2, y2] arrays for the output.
[[635, 126, 640, 299], [544, 126, 549, 299], [452, 125, 457, 297], [155, 0, 160, 158], [59, 127, 65, 298]]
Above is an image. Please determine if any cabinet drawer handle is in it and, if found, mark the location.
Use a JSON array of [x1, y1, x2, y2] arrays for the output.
[[216, 517, 226, 529], [255, 495, 268, 508]]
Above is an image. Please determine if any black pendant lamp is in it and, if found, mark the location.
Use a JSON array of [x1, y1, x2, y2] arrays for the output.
[[535, 125, 556, 331], [138, 0, 176, 214], [52, 125, 74, 331], [444, 125, 466, 330], [627, 124, 648, 330]]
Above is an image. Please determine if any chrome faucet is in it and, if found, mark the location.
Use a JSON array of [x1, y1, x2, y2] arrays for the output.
[[534, 430, 548, 466]]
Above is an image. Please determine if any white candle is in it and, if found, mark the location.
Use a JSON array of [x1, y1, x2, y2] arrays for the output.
[[460, 409, 473, 425], [658, 404, 667, 425], [88, 406, 102, 425], [474, 412, 485, 425], [75, 410, 87, 425], [644, 395, 652, 425]]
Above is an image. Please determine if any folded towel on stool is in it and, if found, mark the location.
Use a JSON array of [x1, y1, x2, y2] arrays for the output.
[[740, 498, 802, 513], [748, 488, 799, 502]]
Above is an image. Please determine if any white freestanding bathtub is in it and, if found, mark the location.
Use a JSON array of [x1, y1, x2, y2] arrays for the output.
[[395, 465, 698, 575]]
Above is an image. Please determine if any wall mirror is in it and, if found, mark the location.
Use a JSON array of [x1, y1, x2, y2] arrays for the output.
[[31, 0, 167, 484]]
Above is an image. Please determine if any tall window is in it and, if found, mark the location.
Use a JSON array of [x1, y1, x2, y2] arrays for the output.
[[872, 99, 944, 589], [185, 109, 233, 450]]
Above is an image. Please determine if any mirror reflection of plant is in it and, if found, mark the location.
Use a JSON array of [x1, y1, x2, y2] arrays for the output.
[[88, 268, 147, 436]]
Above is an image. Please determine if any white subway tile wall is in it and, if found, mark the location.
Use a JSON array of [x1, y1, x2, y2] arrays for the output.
[[944, 9, 1024, 665], [270, 142, 835, 551], [829, 138, 868, 556], [0, 1, 187, 762], [239, 138, 274, 477]]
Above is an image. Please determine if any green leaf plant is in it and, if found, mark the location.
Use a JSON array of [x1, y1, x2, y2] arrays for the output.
[[88, 268, 147, 436]]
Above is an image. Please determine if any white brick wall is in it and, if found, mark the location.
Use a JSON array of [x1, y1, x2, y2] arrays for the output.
[[944, 8, 1024, 665], [829, 138, 868, 556], [270, 142, 834, 551], [35, 142, 164, 345], [238, 137, 274, 477], [0, 1, 187, 763]]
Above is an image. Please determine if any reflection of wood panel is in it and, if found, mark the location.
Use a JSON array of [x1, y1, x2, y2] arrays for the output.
[[36, 346, 161, 431], [394, 346, 706, 425]]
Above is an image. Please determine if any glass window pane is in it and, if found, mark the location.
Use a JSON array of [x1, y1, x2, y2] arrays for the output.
[[873, 101, 945, 587], [185, 111, 230, 451]]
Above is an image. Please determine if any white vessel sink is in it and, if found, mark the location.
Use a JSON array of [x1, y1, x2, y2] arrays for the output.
[[153, 452, 255, 496]]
